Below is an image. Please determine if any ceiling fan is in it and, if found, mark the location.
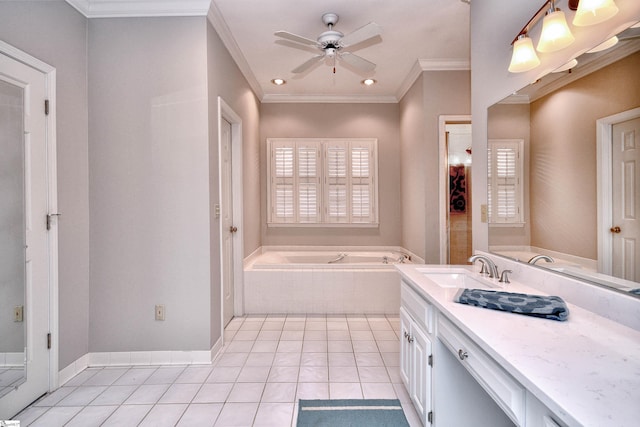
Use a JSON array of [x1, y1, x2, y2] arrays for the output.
[[274, 13, 382, 75]]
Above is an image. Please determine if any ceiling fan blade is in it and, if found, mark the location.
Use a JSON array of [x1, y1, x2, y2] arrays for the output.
[[292, 55, 324, 73], [340, 22, 382, 47], [338, 52, 376, 72], [274, 31, 319, 47]]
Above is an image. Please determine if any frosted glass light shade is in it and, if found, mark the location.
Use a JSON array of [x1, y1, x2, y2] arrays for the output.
[[587, 36, 618, 53], [537, 10, 575, 52], [552, 58, 578, 72], [508, 36, 540, 73], [573, 0, 619, 26]]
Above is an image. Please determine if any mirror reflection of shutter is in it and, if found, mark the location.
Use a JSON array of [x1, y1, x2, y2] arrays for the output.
[[297, 143, 321, 223], [496, 147, 517, 221], [351, 142, 374, 223], [272, 142, 295, 223], [488, 140, 522, 224], [325, 142, 348, 223]]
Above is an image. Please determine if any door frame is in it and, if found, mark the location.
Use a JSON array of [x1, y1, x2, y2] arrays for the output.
[[0, 41, 58, 391], [596, 107, 640, 275], [438, 115, 472, 264], [217, 97, 244, 336]]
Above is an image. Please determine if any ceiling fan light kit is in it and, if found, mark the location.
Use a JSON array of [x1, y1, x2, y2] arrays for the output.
[[275, 12, 382, 77]]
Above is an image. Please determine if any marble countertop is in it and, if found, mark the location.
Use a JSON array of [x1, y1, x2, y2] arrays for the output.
[[396, 264, 640, 427]]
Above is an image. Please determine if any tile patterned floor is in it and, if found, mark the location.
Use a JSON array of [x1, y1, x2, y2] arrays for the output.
[[14, 314, 421, 426]]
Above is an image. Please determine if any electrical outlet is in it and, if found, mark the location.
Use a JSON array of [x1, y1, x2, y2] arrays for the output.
[[481, 204, 488, 223], [155, 304, 165, 321], [14, 305, 24, 322]]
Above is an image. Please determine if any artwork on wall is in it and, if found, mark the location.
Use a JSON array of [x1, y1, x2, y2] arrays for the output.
[[449, 165, 466, 214]]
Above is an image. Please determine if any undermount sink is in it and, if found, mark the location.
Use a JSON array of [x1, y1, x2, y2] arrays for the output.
[[417, 268, 497, 289]]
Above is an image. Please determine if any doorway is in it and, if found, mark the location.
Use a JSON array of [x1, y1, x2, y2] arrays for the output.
[[0, 42, 57, 419], [597, 107, 640, 280], [439, 116, 472, 264], [217, 97, 244, 332]]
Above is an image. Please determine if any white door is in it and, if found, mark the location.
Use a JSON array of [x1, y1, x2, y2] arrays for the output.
[[221, 118, 235, 327], [0, 52, 50, 418], [611, 117, 640, 282]]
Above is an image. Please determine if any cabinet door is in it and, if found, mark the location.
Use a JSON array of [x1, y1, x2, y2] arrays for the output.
[[411, 324, 432, 424], [399, 307, 412, 388]]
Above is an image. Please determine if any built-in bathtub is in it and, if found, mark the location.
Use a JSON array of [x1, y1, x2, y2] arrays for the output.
[[243, 247, 421, 314]]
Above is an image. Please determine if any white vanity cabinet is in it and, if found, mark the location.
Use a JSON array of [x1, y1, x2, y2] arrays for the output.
[[400, 281, 433, 425]]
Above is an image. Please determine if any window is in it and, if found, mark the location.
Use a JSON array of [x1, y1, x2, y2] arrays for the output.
[[267, 138, 378, 226], [487, 139, 524, 225]]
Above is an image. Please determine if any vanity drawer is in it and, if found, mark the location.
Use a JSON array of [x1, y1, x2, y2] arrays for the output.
[[401, 281, 433, 334], [438, 316, 525, 426]]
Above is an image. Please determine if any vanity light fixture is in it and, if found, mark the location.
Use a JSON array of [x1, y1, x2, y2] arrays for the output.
[[271, 78, 286, 85], [362, 78, 376, 86], [571, 0, 619, 27], [537, 1, 575, 53], [509, 34, 541, 73]]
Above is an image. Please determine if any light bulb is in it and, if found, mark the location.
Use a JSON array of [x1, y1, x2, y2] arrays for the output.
[[509, 35, 540, 73]]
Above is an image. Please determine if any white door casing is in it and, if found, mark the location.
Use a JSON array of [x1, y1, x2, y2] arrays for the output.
[[611, 116, 640, 281], [0, 42, 57, 419], [597, 107, 640, 278], [217, 97, 244, 337]]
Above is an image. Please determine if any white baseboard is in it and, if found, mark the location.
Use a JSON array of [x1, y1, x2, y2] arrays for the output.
[[59, 343, 225, 386]]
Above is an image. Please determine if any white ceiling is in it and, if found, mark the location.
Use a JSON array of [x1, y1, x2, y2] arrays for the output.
[[65, 0, 471, 103]]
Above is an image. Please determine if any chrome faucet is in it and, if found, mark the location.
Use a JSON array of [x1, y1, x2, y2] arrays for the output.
[[528, 255, 554, 265], [468, 254, 499, 279]]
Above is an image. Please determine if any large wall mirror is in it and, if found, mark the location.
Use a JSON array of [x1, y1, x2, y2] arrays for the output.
[[488, 23, 640, 297], [0, 78, 27, 397]]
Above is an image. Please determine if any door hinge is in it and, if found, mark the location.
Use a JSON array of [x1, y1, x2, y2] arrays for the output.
[[44, 99, 50, 116], [46, 213, 61, 230], [428, 354, 433, 367], [47, 333, 52, 349], [428, 411, 433, 424]]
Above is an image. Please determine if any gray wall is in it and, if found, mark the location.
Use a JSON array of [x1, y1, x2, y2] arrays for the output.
[[88, 17, 212, 352], [0, 0, 90, 368], [399, 71, 471, 262], [259, 103, 402, 247], [487, 102, 531, 248]]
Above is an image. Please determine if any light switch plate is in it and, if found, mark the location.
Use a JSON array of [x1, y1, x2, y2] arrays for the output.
[[155, 304, 165, 321], [14, 305, 24, 322]]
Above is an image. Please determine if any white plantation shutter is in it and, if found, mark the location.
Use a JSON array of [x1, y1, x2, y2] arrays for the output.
[[350, 142, 375, 222], [267, 138, 378, 226], [270, 142, 295, 223], [325, 142, 349, 223], [488, 140, 524, 224], [297, 143, 321, 222]]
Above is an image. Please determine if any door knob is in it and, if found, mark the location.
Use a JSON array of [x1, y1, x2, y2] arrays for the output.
[[610, 226, 621, 233], [230, 226, 238, 233]]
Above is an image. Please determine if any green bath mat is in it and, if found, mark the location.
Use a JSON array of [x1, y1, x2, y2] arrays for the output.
[[297, 399, 410, 427]]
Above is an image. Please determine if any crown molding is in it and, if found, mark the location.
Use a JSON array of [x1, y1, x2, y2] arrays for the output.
[[64, 0, 211, 18], [206, 2, 264, 100], [395, 58, 470, 101], [261, 94, 399, 104], [497, 94, 531, 104]]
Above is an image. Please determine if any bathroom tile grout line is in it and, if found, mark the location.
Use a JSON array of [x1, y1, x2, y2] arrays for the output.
[[16, 313, 420, 427]]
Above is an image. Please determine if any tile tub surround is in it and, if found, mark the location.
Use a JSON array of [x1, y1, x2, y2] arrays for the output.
[[397, 264, 640, 427], [14, 314, 421, 427], [244, 247, 421, 314]]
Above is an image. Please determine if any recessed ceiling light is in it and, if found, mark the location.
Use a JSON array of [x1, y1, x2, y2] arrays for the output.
[[362, 78, 376, 86], [271, 78, 286, 85]]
